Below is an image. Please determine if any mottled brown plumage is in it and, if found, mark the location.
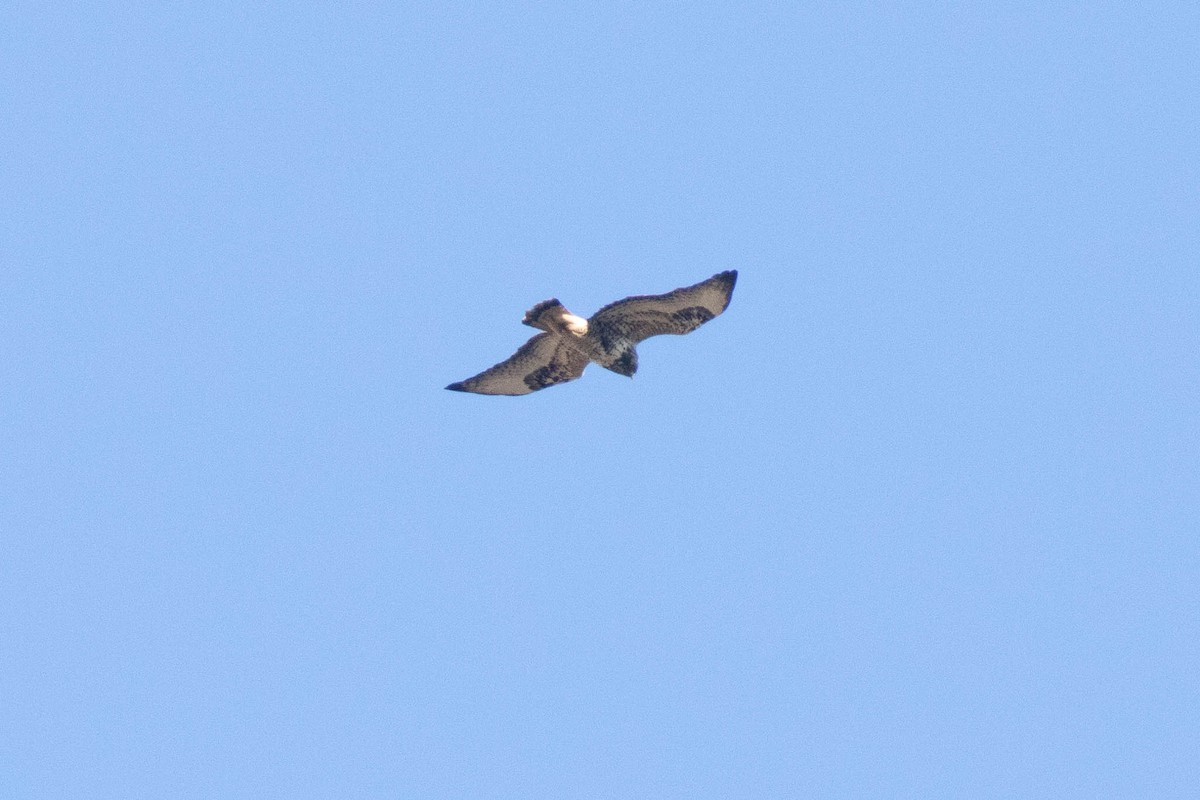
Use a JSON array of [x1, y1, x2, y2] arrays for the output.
[[446, 271, 737, 395]]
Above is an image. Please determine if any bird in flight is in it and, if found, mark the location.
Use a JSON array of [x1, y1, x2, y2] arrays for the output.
[[446, 270, 737, 395]]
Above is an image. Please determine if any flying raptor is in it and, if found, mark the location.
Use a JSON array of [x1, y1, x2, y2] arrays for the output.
[[446, 270, 737, 395]]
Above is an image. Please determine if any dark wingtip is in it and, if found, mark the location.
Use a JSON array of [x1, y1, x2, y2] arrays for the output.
[[445, 382, 468, 392], [715, 270, 737, 311]]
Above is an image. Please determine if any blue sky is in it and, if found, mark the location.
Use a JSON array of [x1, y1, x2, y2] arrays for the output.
[[4, 2, 1197, 797]]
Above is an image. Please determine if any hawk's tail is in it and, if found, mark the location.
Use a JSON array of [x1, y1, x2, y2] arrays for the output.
[[522, 298, 566, 330]]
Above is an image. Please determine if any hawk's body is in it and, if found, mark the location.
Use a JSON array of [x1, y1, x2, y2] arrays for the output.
[[446, 271, 737, 395]]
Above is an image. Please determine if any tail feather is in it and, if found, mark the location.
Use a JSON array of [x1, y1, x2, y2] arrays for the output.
[[523, 298, 565, 329]]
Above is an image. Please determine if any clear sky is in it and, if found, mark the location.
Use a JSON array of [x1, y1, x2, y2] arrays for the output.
[[4, 2, 1197, 797]]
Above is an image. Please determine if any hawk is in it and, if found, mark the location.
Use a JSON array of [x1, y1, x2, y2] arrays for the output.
[[446, 270, 737, 395]]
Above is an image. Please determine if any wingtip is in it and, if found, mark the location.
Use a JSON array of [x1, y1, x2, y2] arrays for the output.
[[714, 270, 737, 311], [445, 382, 468, 392]]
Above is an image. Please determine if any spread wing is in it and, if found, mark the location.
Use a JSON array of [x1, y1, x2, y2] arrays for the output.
[[445, 333, 589, 395], [588, 270, 737, 346]]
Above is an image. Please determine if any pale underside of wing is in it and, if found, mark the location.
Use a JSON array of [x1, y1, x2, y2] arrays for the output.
[[588, 270, 737, 347], [445, 332, 589, 395]]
